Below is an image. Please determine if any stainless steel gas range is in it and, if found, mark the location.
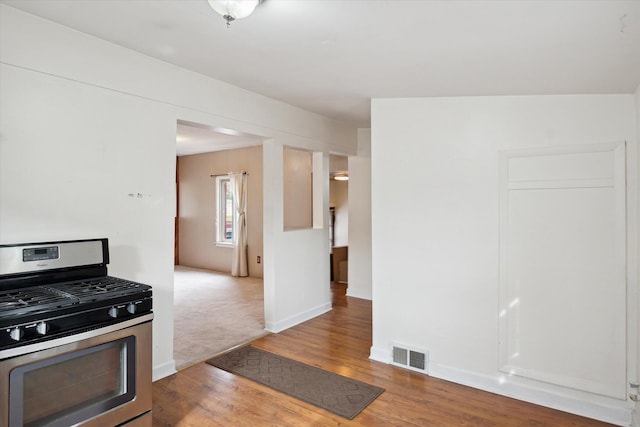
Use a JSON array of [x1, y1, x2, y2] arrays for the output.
[[0, 238, 153, 427]]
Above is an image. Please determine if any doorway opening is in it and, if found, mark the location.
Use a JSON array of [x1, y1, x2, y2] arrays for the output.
[[329, 154, 349, 293], [173, 120, 266, 369]]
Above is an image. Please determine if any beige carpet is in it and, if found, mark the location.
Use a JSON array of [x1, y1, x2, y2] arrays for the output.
[[173, 265, 268, 370]]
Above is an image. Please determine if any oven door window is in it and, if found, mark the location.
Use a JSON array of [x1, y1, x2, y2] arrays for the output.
[[9, 336, 136, 427]]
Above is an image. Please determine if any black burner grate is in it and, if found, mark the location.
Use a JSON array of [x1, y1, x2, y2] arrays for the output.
[[0, 288, 75, 317], [0, 277, 150, 320], [51, 277, 150, 302]]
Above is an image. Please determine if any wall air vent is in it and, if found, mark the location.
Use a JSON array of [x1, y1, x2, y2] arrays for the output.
[[390, 342, 428, 374], [393, 346, 408, 365]]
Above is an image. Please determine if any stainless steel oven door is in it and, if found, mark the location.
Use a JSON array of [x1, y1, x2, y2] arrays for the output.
[[0, 317, 152, 427]]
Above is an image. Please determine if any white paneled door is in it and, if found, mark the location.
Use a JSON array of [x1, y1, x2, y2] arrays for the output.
[[499, 142, 627, 399]]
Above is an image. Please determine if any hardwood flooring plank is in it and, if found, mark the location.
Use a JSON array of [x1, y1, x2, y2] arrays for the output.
[[153, 284, 615, 426]]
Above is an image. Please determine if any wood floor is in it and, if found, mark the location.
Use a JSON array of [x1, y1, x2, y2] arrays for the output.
[[152, 283, 614, 426]]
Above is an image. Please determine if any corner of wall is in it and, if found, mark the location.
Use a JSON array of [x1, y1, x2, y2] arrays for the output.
[[265, 301, 331, 333], [346, 127, 372, 300], [153, 360, 177, 382], [357, 128, 372, 157], [369, 345, 390, 364]]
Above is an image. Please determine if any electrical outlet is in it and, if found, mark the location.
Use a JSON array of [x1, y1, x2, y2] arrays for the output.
[[257, 256, 261, 264]]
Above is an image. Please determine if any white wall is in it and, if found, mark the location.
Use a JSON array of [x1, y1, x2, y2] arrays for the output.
[[262, 142, 332, 332], [371, 95, 638, 426], [0, 59, 178, 379], [178, 146, 263, 278], [635, 83, 640, 427], [329, 180, 348, 247], [347, 129, 372, 300], [0, 5, 356, 380]]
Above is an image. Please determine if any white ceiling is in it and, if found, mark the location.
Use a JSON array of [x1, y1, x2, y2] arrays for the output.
[[3, 0, 640, 153]]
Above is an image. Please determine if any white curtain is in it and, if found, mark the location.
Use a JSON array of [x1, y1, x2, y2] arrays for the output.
[[230, 172, 248, 277]]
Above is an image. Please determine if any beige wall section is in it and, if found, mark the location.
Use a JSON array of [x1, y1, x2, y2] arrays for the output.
[[283, 148, 312, 230], [178, 145, 263, 278]]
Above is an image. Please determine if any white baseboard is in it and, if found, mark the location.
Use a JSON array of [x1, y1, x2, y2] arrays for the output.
[[153, 360, 177, 382], [369, 345, 390, 363], [369, 346, 633, 427], [345, 288, 372, 300], [265, 302, 332, 333]]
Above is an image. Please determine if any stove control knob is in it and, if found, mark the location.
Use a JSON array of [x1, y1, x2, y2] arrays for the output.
[[108, 307, 119, 318], [126, 303, 137, 314], [9, 327, 23, 341], [36, 322, 49, 335]]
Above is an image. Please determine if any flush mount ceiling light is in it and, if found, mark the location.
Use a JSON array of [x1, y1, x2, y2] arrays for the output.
[[333, 172, 349, 181], [208, 0, 261, 27]]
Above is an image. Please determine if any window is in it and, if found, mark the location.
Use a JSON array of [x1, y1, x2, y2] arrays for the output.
[[216, 176, 236, 245]]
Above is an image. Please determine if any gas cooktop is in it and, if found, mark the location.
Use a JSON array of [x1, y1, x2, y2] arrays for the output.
[[0, 239, 153, 353], [0, 276, 152, 321]]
